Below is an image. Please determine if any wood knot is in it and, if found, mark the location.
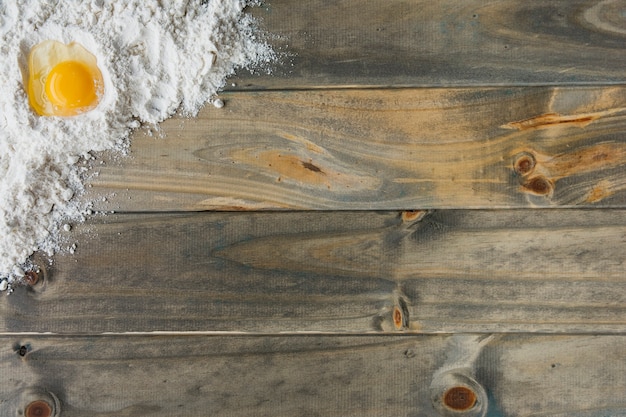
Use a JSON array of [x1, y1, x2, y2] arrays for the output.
[[393, 306, 404, 330], [392, 298, 409, 330], [513, 153, 535, 176], [443, 386, 477, 411], [401, 210, 428, 223], [23, 270, 40, 286], [18, 345, 29, 357], [430, 370, 488, 417], [15, 387, 60, 417], [25, 400, 52, 417], [522, 176, 553, 196], [301, 161, 323, 173]]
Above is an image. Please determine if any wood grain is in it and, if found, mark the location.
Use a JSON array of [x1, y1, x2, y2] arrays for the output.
[[2, 210, 623, 334], [86, 86, 626, 211], [2, 2, 625, 415], [231, 0, 626, 89], [0, 334, 624, 416]]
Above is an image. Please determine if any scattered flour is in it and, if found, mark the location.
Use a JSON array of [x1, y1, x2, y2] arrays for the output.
[[0, 0, 273, 291]]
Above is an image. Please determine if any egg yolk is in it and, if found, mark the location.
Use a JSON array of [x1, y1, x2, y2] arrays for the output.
[[27, 40, 104, 117], [45, 61, 98, 112]]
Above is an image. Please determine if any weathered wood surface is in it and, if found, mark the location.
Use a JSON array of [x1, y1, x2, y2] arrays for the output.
[[1, 334, 624, 416], [87, 86, 626, 211], [2, 210, 623, 334], [231, 0, 626, 89], [3, 2, 626, 415]]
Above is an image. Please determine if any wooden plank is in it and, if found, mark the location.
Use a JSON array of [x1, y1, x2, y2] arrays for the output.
[[231, 0, 626, 89], [86, 86, 626, 211], [2, 210, 623, 334], [0, 334, 624, 416]]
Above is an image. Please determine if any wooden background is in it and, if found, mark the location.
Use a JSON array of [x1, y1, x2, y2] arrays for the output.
[[2, 1, 625, 416]]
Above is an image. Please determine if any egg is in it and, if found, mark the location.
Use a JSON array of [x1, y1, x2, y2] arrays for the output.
[[27, 40, 104, 117]]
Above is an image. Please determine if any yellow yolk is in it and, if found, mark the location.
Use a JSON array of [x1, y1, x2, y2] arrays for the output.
[[45, 61, 98, 112], [27, 40, 104, 117]]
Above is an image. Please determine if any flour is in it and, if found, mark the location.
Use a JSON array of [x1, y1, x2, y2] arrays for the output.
[[0, 0, 273, 291]]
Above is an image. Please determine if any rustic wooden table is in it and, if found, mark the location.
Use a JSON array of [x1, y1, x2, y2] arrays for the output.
[[1, 1, 625, 416]]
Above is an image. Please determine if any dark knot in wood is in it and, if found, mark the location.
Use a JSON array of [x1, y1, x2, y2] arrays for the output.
[[514, 153, 536, 176], [23, 270, 40, 286], [443, 386, 477, 411], [25, 400, 52, 417], [18, 345, 29, 357], [522, 176, 553, 196], [393, 306, 403, 329]]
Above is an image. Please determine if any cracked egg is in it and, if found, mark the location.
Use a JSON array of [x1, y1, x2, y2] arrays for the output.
[[27, 40, 104, 117]]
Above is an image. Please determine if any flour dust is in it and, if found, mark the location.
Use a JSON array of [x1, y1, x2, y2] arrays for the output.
[[0, 0, 274, 292]]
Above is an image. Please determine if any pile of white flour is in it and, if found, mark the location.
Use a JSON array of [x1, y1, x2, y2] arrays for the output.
[[0, 0, 273, 291]]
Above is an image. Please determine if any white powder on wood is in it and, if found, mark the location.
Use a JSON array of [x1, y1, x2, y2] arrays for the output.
[[0, 0, 273, 291]]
